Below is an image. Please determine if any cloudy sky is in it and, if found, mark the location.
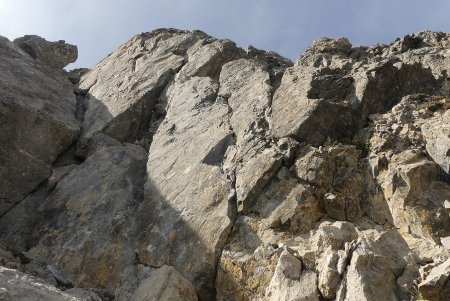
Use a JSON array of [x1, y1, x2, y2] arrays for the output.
[[1, 0, 450, 69]]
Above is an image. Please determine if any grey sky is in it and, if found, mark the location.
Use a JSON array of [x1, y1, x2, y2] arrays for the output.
[[1, 0, 450, 69]]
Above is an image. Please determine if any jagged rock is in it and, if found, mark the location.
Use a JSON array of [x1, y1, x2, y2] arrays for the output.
[[294, 145, 384, 222], [78, 29, 243, 150], [255, 168, 323, 233], [397, 261, 420, 300], [419, 258, 450, 301], [130, 265, 198, 301], [317, 248, 341, 299], [422, 109, 450, 173], [218, 58, 283, 213], [272, 36, 442, 146], [2, 28, 450, 301], [265, 250, 319, 301], [216, 215, 281, 301], [0, 266, 101, 301], [13, 35, 77, 68], [369, 95, 450, 242], [0, 35, 79, 215], [68, 68, 90, 84], [131, 33, 290, 300], [47, 264, 72, 287]]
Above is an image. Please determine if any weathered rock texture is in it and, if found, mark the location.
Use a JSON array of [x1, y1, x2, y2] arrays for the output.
[[1, 29, 450, 301], [0, 36, 79, 216]]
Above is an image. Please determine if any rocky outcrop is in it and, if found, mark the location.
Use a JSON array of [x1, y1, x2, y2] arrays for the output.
[[13, 35, 77, 68], [0, 35, 79, 216], [271, 34, 444, 146], [1, 29, 450, 301]]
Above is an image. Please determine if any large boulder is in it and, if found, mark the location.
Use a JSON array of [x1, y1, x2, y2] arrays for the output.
[[13, 35, 77, 68], [0, 35, 79, 215]]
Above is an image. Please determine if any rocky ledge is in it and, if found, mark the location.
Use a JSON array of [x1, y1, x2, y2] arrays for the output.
[[1, 29, 450, 301]]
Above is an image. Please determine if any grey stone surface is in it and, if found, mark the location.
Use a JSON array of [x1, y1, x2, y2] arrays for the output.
[[0, 35, 79, 215], [25, 143, 148, 300], [130, 265, 198, 301], [14, 35, 77, 68], [2, 29, 450, 301]]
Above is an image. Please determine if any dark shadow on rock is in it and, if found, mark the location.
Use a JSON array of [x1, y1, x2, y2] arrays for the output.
[[293, 62, 442, 146], [0, 139, 225, 301]]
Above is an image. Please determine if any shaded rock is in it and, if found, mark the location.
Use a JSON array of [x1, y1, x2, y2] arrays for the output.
[[13, 35, 77, 68], [0, 266, 100, 301], [396, 261, 420, 301], [79, 29, 204, 145], [134, 75, 236, 301], [245, 45, 293, 88], [47, 264, 72, 288], [78, 29, 243, 150], [255, 169, 323, 234], [68, 68, 89, 85], [419, 258, 450, 301], [0, 35, 79, 215], [3, 28, 450, 301], [294, 145, 383, 222], [47, 164, 78, 190], [272, 36, 441, 146], [218, 58, 283, 213], [25, 143, 148, 299], [368, 95, 450, 242], [216, 215, 280, 300], [130, 265, 198, 301]]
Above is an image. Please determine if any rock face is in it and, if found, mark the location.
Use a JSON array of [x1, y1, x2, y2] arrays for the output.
[[0, 35, 79, 216], [0, 266, 102, 301], [1, 29, 450, 301], [130, 265, 198, 301]]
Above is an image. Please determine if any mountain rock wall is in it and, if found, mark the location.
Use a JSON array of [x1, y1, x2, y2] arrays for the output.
[[1, 29, 450, 301]]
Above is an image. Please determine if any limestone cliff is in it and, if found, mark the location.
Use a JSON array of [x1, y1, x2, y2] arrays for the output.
[[1, 29, 450, 301]]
